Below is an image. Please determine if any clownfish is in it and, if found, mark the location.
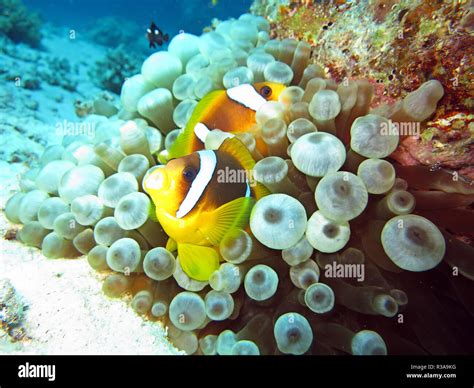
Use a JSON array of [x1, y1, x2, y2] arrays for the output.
[[168, 82, 286, 160], [143, 137, 270, 281]]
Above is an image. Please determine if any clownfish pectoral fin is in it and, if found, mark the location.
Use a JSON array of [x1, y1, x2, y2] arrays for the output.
[[200, 196, 255, 246], [178, 243, 220, 281], [166, 237, 178, 252]]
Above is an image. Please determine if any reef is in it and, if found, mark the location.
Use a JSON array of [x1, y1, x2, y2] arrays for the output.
[[39, 57, 78, 92], [251, 0, 474, 179], [3, 10, 474, 356], [89, 46, 141, 95], [0, 0, 42, 47]]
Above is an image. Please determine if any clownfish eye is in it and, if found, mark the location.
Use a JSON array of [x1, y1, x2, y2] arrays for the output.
[[259, 85, 272, 98], [183, 166, 197, 183]]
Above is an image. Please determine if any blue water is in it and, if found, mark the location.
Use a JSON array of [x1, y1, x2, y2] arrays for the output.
[[23, 0, 252, 36]]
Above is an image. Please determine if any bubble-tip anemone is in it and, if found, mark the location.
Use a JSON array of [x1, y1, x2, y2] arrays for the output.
[[351, 330, 387, 356], [244, 264, 279, 301], [250, 193, 307, 250], [205, 290, 234, 321], [291, 132, 346, 177], [381, 215, 446, 272], [58, 165, 105, 204], [315, 171, 368, 222], [306, 210, 351, 253], [106, 237, 141, 273], [274, 312, 313, 355], [350, 114, 399, 158], [141, 51, 183, 90], [143, 247, 176, 281], [169, 291, 207, 331], [304, 282, 335, 314]]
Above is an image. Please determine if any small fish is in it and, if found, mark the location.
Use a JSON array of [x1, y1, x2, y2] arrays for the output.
[[168, 82, 287, 160], [143, 137, 270, 281], [146, 22, 169, 48]]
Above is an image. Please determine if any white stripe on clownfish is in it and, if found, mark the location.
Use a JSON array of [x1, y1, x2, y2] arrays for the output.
[[194, 122, 210, 143], [226, 84, 266, 112], [176, 150, 217, 219]]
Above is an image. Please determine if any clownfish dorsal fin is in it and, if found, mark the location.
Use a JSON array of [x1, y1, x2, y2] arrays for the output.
[[167, 127, 193, 159], [254, 181, 271, 200], [218, 137, 271, 200], [200, 196, 255, 246], [178, 243, 220, 281], [218, 137, 256, 171], [168, 89, 224, 159]]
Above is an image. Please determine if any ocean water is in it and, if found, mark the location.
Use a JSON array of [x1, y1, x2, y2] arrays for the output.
[[23, 0, 252, 35]]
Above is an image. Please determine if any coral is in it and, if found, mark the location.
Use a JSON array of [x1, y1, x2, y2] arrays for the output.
[[0, 0, 42, 47], [89, 46, 141, 94], [39, 56, 78, 91], [3, 10, 474, 357], [252, 0, 474, 177]]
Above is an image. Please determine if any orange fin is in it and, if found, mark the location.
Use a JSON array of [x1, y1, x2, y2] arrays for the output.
[[178, 243, 220, 281], [200, 196, 255, 246]]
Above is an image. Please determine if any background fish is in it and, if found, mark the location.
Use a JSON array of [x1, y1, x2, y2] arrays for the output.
[[168, 82, 286, 159], [144, 137, 269, 281], [146, 22, 169, 48]]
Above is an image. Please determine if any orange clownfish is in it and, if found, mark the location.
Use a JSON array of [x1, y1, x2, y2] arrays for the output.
[[168, 82, 287, 160], [143, 137, 270, 281]]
